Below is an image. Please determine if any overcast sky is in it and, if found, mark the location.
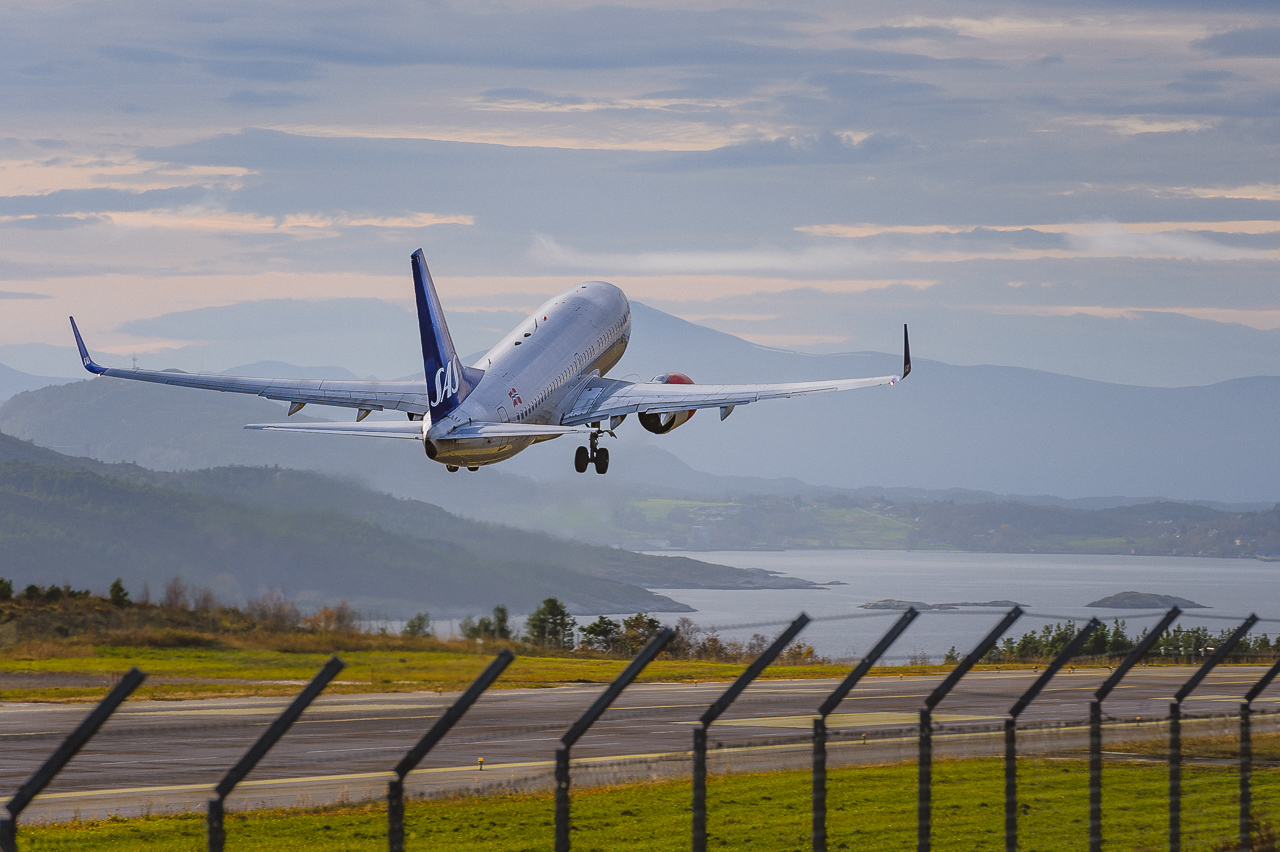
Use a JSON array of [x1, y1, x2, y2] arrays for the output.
[[2, 0, 1278, 383]]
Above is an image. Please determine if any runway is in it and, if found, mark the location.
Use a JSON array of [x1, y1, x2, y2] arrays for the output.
[[2, 666, 1276, 822]]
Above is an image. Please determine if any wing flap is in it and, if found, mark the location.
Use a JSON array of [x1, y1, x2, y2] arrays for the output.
[[443, 423, 594, 439], [244, 421, 426, 439]]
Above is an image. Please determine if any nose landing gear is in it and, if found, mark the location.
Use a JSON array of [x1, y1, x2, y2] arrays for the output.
[[574, 431, 610, 474]]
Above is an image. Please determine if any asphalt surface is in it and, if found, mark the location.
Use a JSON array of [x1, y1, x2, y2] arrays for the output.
[[3, 666, 1277, 822]]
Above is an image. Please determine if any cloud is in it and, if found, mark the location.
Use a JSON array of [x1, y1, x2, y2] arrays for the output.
[[848, 25, 973, 42], [0, 186, 208, 216], [657, 132, 912, 169], [1193, 27, 1280, 57], [223, 89, 311, 108], [1064, 223, 1276, 261], [478, 88, 587, 107], [798, 220, 1280, 261], [0, 290, 51, 299], [529, 235, 872, 275]]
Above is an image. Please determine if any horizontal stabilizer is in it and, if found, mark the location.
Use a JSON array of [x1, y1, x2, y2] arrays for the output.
[[245, 421, 425, 439]]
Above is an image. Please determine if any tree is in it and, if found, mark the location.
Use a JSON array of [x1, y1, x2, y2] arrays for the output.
[[580, 616, 622, 653], [0, 577, 12, 601], [621, 612, 663, 654], [403, 613, 432, 637], [163, 576, 189, 610], [525, 597, 575, 649], [491, 605, 511, 640], [109, 578, 130, 607]]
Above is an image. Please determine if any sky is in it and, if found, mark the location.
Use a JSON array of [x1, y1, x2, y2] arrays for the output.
[[1, 0, 1279, 385]]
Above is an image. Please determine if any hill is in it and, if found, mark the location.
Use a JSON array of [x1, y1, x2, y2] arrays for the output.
[[8, 302, 1279, 507], [0, 458, 696, 617]]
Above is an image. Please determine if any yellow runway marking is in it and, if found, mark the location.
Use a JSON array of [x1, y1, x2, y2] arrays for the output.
[[692, 711, 993, 729]]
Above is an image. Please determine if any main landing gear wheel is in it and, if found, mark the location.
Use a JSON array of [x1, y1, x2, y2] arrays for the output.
[[446, 464, 459, 472], [574, 431, 611, 474], [467, 466, 480, 471]]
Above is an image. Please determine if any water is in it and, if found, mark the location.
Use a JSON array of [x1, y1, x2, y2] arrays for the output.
[[640, 550, 1280, 660]]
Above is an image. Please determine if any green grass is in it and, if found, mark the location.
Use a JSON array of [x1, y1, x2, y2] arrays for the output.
[[17, 758, 1280, 850], [0, 645, 864, 702]]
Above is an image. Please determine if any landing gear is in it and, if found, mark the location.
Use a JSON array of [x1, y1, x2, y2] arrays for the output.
[[574, 432, 611, 474], [467, 466, 479, 472], [446, 464, 459, 472]]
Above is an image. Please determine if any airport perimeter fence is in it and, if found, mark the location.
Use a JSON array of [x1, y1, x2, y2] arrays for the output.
[[4, 606, 1280, 852]]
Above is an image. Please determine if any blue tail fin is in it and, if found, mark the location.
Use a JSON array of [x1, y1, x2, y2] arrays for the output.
[[411, 250, 481, 420]]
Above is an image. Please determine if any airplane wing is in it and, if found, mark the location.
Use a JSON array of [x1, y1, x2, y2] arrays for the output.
[[244, 421, 426, 439], [244, 421, 591, 440], [70, 317, 430, 418], [562, 325, 911, 426]]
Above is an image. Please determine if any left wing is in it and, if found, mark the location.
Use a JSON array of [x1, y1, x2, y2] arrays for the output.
[[562, 325, 910, 426], [70, 317, 431, 419]]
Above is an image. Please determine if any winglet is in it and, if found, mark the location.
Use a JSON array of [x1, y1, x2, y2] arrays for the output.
[[901, 324, 911, 380], [69, 317, 107, 375]]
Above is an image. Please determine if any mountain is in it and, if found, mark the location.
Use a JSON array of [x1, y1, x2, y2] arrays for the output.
[[4, 303, 1279, 507], [0, 433, 813, 612], [0, 362, 75, 404], [0, 459, 697, 617]]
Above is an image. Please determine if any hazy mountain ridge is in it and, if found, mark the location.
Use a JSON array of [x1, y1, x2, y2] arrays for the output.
[[0, 433, 813, 612]]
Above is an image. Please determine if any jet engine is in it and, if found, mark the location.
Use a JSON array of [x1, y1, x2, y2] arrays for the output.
[[637, 372, 696, 434]]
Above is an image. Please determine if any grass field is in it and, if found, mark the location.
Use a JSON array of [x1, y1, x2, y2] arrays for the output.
[[0, 644, 870, 702], [15, 757, 1279, 850]]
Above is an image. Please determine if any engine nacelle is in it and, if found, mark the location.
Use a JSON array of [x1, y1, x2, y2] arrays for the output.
[[638, 372, 696, 434]]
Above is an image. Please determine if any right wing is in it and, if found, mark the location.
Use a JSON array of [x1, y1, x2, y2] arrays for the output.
[[71, 317, 431, 418], [562, 325, 911, 426]]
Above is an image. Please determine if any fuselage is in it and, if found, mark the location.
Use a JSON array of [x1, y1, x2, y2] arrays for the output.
[[425, 281, 631, 465]]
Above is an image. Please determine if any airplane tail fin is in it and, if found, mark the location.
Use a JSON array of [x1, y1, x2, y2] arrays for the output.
[[411, 250, 482, 420]]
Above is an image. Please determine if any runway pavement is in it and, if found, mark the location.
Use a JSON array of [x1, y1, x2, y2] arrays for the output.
[[3, 666, 1277, 822]]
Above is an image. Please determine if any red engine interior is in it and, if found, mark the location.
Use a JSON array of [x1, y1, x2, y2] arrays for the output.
[[638, 372, 696, 434]]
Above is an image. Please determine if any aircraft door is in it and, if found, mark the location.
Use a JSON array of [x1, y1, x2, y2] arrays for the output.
[[497, 405, 509, 422]]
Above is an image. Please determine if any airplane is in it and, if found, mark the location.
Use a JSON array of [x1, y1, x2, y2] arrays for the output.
[[70, 249, 910, 475]]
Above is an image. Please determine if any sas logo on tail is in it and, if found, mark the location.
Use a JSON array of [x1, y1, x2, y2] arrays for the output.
[[430, 360, 460, 407]]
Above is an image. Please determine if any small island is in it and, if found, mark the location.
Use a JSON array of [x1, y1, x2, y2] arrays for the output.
[[1085, 591, 1207, 609], [861, 599, 1023, 611]]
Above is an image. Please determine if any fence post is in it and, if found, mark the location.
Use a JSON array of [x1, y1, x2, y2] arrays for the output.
[[1004, 718, 1016, 851], [555, 628, 672, 852], [1005, 617, 1103, 852], [918, 607, 1023, 852], [813, 717, 827, 852], [1169, 701, 1181, 852], [554, 748, 571, 852], [693, 613, 810, 852], [1166, 614, 1257, 852], [208, 656, 344, 852], [814, 607, 918, 852], [388, 649, 513, 852], [1091, 606, 1182, 852], [1240, 656, 1280, 852], [1, 667, 146, 852], [1239, 702, 1251, 852], [918, 707, 932, 852], [387, 779, 404, 852], [693, 725, 708, 852], [1089, 700, 1102, 852]]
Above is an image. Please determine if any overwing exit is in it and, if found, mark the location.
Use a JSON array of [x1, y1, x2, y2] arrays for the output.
[[70, 249, 910, 474]]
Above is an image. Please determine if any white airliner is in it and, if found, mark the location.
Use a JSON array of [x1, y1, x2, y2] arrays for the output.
[[71, 250, 910, 474]]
